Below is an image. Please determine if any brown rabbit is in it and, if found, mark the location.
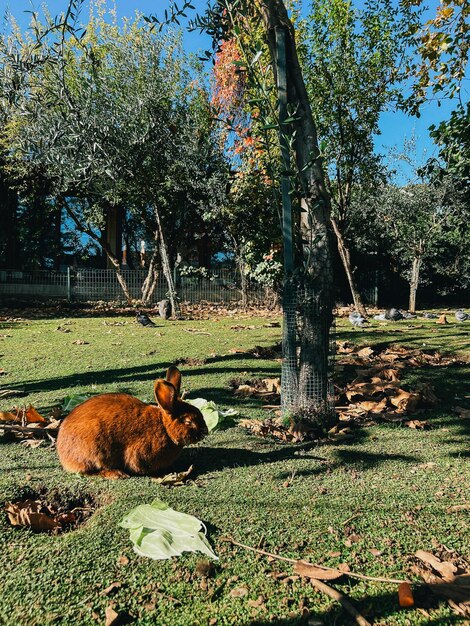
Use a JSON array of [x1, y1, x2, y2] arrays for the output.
[[56, 366, 208, 479]]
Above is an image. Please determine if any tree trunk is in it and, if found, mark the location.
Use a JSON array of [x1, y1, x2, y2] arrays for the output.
[[331, 217, 367, 317], [409, 255, 421, 314], [141, 245, 159, 304], [61, 198, 132, 302], [154, 206, 180, 319], [259, 1, 334, 419], [238, 254, 248, 307]]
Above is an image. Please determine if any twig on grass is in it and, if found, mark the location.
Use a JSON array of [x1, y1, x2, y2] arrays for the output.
[[0, 424, 59, 436], [220, 536, 410, 584], [308, 577, 372, 626]]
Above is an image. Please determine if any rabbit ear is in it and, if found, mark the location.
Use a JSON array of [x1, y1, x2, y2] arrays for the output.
[[165, 366, 181, 396], [154, 380, 176, 412]]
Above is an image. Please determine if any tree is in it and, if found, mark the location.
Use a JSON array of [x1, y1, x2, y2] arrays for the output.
[[2, 4, 228, 308], [377, 180, 459, 313], [194, 1, 335, 421], [300, 0, 401, 317]]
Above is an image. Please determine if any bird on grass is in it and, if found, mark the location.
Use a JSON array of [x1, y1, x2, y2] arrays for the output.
[[136, 310, 157, 327], [349, 311, 368, 327], [422, 312, 438, 319], [455, 309, 469, 322], [385, 308, 404, 321], [400, 310, 417, 319]]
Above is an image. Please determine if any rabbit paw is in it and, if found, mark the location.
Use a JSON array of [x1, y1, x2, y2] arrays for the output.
[[99, 469, 129, 480]]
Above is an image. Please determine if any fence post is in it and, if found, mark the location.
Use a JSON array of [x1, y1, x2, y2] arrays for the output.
[[66, 266, 72, 302]]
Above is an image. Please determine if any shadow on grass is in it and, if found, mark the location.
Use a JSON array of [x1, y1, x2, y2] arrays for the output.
[[11, 355, 280, 401], [242, 581, 468, 625], [177, 442, 329, 477]]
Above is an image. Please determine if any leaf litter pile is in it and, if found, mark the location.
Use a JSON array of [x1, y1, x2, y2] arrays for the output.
[[234, 343, 467, 442], [4, 487, 96, 533]]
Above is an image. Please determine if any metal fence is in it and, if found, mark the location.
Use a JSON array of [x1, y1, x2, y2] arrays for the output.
[[0, 268, 272, 306]]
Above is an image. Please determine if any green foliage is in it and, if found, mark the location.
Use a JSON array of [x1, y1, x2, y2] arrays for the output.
[[398, 0, 469, 112], [428, 103, 470, 190], [1, 3, 228, 268], [301, 0, 399, 222]]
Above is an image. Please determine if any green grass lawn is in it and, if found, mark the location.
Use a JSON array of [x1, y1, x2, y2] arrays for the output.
[[0, 308, 469, 626]]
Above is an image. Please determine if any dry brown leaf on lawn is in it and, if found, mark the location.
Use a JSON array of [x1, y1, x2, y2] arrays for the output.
[[151, 465, 193, 486], [0, 411, 19, 422], [405, 420, 431, 430], [55, 326, 71, 333], [230, 587, 249, 598], [72, 339, 89, 345], [371, 367, 401, 382], [389, 389, 420, 412], [288, 421, 316, 441], [369, 548, 383, 557], [20, 439, 44, 448], [101, 582, 122, 596], [262, 378, 281, 394], [356, 347, 374, 359], [437, 315, 448, 324], [105, 605, 120, 626], [25, 406, 47, 424], [235, 384, 257, 397], [5, 500, 61, 532], [356, 398, 388, 413], [415, 550, 457, 582], [183, 328, 212, 336], [294, 560, 343, 581], [336, 341, 355, 354], [447, 504, 470, 513]]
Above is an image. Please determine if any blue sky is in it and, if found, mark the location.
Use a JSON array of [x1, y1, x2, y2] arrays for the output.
[[1, 0, 465, 182]]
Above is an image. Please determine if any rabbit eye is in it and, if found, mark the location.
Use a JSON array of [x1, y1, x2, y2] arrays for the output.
[[182, 415, 194, 425]]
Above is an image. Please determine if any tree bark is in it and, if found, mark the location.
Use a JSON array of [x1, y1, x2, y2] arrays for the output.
[[409, 255, 421, 314], [154, 206, 180, 319], [330, 217, 367, 317], [141, 245, 159, 304], [259, 1, 334, 417]]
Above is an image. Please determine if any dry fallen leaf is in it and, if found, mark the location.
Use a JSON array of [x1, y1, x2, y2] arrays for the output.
[[415, 550, 457, 582], [101, 582, 122, 596], [0, 411, 19, 422], [356, 398, 388, 413], [405, 420, 431, 430], [25, 406, 47, 424], [5, 500, 61, 532], [72, 339, 89, 345], [230, 587, 249, 598], [447, 504, 470, 513], [151, 465, 194, 486], [105, 605, 120, 626], [357, 347, 374, 359], [294, 560, 343, 581], [262, 378, 281, 394], [390, 389, 421, 412]]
